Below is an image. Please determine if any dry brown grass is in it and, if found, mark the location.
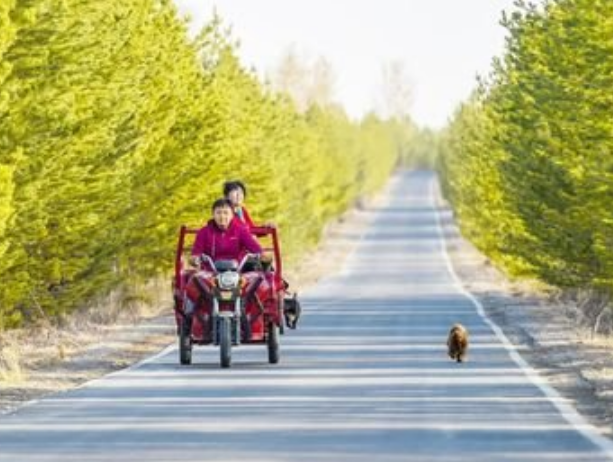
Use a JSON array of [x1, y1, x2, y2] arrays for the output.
[[0, 277, 172, 387], [0, 339, 27, 384]]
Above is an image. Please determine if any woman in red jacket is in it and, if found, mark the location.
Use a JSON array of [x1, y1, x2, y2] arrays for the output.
[[191, 198, 261, 265], [223, 180, 255, 229]]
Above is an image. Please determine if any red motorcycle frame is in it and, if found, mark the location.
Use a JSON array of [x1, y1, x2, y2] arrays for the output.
[[172, 225, 288, 368]]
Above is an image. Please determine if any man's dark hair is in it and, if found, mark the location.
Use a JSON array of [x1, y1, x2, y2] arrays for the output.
[[223, 180, 247, 198], [211, 198, 234, 211]]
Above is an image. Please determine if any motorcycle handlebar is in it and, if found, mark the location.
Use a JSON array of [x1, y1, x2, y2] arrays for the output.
[[238, 253, 259, 272], [198, 253, 259, 272], [198, 254, 216, 270]]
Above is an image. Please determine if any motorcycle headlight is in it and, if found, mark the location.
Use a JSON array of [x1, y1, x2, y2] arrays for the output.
[[218, 272, 240, 289]]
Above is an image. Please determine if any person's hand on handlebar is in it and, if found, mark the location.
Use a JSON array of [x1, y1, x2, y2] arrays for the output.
[[261, 251, 274, 264], [189, 255, 200, 268]]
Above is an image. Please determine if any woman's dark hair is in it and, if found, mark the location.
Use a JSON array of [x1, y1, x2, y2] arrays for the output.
[[223, 180, 247, 198], [211, 198, 234, 211]]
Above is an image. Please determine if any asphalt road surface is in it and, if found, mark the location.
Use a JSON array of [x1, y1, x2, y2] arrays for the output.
[[1, 170, 612, 461]]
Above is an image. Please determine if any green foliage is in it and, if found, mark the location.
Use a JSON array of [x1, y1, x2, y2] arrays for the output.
[[439, 0, 613, 293], [403, 126, 438, 168], [0, 2, 416, 329]]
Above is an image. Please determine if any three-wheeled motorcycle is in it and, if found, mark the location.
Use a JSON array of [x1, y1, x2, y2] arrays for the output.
[[172, 225, 299, 368]]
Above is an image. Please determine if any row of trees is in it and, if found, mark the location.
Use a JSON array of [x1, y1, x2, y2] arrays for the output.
[[439, 0, 613, 304], [0, 0, 416, 329]]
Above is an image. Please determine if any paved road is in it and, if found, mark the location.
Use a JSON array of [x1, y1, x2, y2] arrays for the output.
[[1, 170, 612, 461]]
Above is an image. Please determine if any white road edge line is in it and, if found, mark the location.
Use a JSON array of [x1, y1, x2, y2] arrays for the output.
[[82, 343, 177, 384], [430, 176, 613, 457]]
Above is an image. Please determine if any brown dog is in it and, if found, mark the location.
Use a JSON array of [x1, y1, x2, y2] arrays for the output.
[[447, 324, 469, 363]]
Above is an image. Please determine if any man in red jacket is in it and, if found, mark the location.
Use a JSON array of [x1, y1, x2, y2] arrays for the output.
[[191, 198, 262, 265]]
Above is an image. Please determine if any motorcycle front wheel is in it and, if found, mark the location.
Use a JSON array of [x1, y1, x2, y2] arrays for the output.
[[219, 317, 232, 368], [179, 319, 192, 365]]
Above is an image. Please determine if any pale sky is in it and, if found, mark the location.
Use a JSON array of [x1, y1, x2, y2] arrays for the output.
[[173, 0, 516, 128]]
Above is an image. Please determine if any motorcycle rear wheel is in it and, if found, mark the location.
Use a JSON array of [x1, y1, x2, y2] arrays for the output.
[[267, 322, 280, 364]]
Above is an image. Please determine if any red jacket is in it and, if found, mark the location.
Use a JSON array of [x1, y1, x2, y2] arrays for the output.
[[234, 205, 255, 228], [191, 219, 261, 262]]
